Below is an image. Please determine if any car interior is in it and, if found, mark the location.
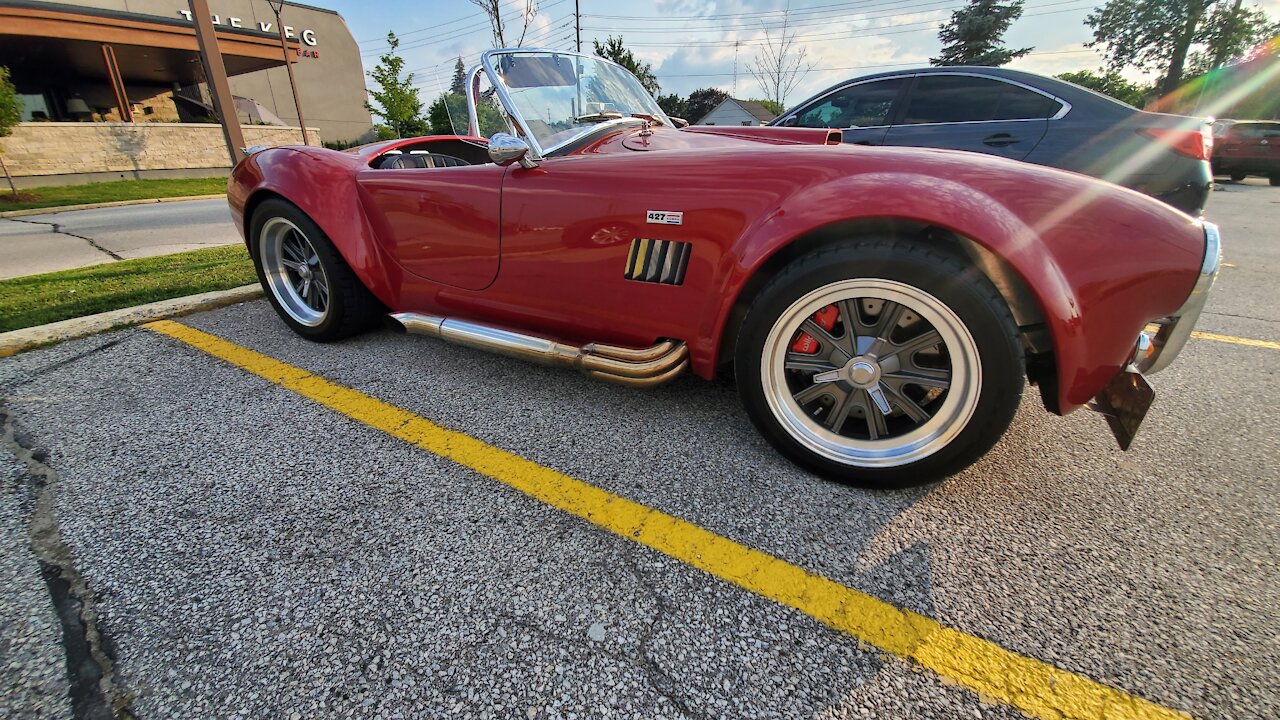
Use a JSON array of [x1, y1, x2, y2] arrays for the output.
[[370, 138, 491, 169]]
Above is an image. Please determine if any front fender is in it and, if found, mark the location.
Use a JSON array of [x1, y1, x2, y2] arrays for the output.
[[230, 148, 404, 310], [703, 167, 1202, 414]]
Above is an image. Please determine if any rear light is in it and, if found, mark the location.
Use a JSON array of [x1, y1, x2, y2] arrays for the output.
[[1141, 127, 1213, 160]]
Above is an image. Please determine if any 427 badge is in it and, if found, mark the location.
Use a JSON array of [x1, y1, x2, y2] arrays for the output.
[[646, 210, 684, 225]]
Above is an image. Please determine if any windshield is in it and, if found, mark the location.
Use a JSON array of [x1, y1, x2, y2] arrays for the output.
[[488, 51, 670, 152]]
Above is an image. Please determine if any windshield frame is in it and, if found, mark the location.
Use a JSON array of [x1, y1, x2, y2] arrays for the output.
[[471, 48, 673, 158]]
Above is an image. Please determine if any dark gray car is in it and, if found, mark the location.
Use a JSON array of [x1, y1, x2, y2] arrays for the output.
[[773, 67, 1213, 215]]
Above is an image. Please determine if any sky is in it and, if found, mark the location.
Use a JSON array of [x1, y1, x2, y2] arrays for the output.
[[319, 0, 1280, 110]]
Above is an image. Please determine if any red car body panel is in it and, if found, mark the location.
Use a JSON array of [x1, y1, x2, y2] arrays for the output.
[[228, 125, 1205, 413]]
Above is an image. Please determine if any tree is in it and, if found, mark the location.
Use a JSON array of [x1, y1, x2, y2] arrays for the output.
[[1086, 0, 1225, 97], [1190, 0, 1280, 73], [750, 98, 784, 116], [593, 36, 660, 97], [364, 32, 427, 138], [932, 0, 1031, 66], [656, 93, 687, 120], [1056, 70, 1151, 107], [0, 66, 20, 197], [468, 0, 537, 47], [748, 11, 815, 108], [685, 87, 730, 124], [450, 57, 467, 95], [427, 91, 507, 137]]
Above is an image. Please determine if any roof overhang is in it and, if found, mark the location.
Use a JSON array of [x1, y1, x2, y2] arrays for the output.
[[0, 0, 300, 83]]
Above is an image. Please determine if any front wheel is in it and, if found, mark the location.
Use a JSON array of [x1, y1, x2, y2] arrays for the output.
[[736, 239, 1024, 488], [250, 198, 382, 341]]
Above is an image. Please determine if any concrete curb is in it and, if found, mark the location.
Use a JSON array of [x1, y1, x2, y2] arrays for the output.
[[0, 194, 226, 218], [0, 284, 262, 358]]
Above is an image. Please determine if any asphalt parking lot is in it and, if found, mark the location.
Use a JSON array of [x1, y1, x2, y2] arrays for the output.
[[2, 180, 1277, 720]]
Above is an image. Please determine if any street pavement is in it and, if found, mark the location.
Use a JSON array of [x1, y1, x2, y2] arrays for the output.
[[0, 199, 238, 279], [0, 181, 1276, 719]]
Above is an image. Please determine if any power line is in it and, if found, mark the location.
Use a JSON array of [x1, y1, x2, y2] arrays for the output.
[[582, 0, 962, 30], [360, 0, 570, 54], [654, 48, 1099, 79], [597, 3, 1094, 48]]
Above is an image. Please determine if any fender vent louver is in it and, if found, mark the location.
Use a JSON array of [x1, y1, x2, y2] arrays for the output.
[[625, 238, 691, 285]]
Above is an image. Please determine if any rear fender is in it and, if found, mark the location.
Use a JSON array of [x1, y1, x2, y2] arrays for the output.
[[702, 171, 1195, 414]]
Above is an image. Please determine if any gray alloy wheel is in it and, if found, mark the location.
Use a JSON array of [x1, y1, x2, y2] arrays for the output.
[[760, 278, 982, 469], [258, 216, 330, 327]]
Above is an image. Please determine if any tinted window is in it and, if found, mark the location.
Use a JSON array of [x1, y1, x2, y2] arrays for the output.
[[792, 78, 905, 128], [901, 75, 1059, 124], [1232, 123, 1280, 139], [994, 84, 1060, 120]]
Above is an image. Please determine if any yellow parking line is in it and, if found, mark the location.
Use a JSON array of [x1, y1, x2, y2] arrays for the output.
[[1192, 331, 1280, 350], [145, 319, 1189, 720]]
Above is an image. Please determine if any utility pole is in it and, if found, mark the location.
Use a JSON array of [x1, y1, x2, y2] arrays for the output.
[[733, 41, 740, 97], [575, 0, 581, 52], [188, 0, 244, 165], [267, 0, 310, 145]]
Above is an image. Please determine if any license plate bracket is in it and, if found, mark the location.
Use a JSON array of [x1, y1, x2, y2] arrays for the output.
[[1088, 370, 1155, 451]]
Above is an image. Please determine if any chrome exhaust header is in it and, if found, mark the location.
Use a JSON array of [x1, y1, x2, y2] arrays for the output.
[[388, 312, 688, 388]]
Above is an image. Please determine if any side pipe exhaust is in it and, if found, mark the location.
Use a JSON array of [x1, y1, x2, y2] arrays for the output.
[[388, 312, 688, 388]]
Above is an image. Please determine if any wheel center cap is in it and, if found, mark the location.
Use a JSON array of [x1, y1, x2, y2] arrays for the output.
[[846, 358, 880, 388], [298, 264, 312, 280]]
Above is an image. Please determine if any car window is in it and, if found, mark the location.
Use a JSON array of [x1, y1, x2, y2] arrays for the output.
[[792, 78, 906, 128], [994, 84, 1061, 120], [1232, 124, 1280, 139], [900, 75, 1058, 124]]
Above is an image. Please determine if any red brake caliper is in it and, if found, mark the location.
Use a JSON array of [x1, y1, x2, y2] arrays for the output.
[[790, 304, 839, 354]]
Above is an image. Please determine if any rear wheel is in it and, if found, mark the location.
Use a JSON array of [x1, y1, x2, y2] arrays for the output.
[[1270, 175, 1279, 187], [250, 198, 381, 341], [735, 239, 1024, 488]]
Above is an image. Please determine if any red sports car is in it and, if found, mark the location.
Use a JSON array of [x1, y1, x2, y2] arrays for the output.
[[228, 49, 1220, 487]]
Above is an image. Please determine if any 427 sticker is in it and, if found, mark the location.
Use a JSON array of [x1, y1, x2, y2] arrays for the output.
[[646, 210, 684, 225]]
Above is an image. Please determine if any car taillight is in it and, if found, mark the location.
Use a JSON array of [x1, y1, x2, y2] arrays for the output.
[[1141, 127, 1213, 160]]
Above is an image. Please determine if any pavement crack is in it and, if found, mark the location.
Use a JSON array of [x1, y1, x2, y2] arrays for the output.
[[619, 544, 708, 720], [1, 333, 139, 393], [1, 406, 135, 720], [1202, 310, 1279, 324], [8, 217, 124, 261]]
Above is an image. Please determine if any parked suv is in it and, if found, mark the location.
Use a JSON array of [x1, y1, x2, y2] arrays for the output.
[[1212, 120, 1280, 185], [774, 67, 1213, 215]]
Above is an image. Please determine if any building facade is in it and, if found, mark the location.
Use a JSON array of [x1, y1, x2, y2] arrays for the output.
[[695, 98, 778, 127], [0, 0, 372, 143]]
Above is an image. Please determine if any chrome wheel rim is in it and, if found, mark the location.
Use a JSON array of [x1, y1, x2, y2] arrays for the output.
[[259, 217, 329, 327], [762, 279, 981, 468]]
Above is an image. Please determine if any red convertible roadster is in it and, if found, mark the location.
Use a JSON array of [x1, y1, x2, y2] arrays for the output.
[[228, 49, 1220, 487]]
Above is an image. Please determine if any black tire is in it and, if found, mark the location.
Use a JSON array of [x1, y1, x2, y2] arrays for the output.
[[1231, 173, 1247, 182], [249, 198, 382, 342], [735, 238, 1024, 488], [1270, 175, 1279, 187]]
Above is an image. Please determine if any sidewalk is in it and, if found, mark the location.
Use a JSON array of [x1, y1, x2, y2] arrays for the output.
[[0, 198, 239, 280]]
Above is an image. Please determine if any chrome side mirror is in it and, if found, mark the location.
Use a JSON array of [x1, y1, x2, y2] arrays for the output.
[[488, 133, 538, 169]]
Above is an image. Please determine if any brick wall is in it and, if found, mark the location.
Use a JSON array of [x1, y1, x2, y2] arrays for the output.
[[0, 122, 322, 179]]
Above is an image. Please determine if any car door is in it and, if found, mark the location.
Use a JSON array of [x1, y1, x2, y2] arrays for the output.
[[356, 161, 507, 291], [883, 74, 1057, 161], [777, 77, 908, 145]]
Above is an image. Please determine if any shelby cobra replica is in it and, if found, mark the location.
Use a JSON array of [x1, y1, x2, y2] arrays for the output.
[[228, 49, 1220, 487]]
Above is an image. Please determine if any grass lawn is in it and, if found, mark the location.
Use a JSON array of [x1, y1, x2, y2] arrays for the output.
[[0, 177, 228, 212], [0, 245, 256, 333]]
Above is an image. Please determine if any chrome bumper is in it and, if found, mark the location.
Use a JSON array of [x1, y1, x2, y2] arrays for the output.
[[1136, 221, 1222, 374]]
